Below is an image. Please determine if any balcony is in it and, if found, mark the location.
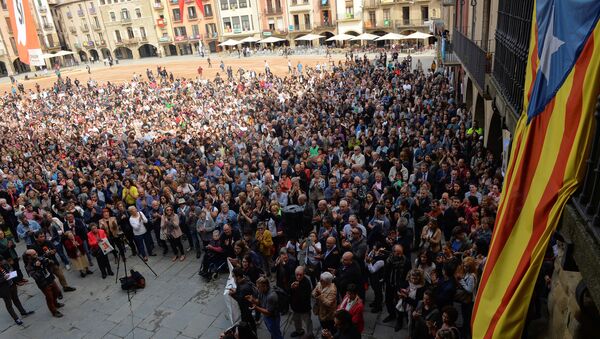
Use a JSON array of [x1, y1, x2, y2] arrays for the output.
[[207, 31, 218, 39], [69, 27, 77, 33], [93, 24, 102, 31], [439, 38, 460, 66], [365, 19, 393, 29], [189, 15, 198, 20], [453, 29, 491, 91], [39, 6, 47, 12], [174, 35, 188, 42], [84, 41, 95, 48], [77, 9, 84, 17], [153, 2, 164, 9], [158, 36, 172, 43], [140, 35, 148, 42], [189, 34, 202, 40], [442, 0, 455, 5], [363, 0, 380, 9], [89, 7, 96, 15], [43, 23, 54, 30], [316, 20, 335, 29], [81, 25, 89, 32], [395, 18, 429, 28], [96, 40, 106, 46], [74, 42, 82, 49], [121, 17, 132, 24], [66, 12, 72, 19], [264, 7, 283, 15]]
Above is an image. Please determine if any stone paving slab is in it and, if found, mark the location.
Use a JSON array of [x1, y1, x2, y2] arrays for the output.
[[2, 244, 410, 338]]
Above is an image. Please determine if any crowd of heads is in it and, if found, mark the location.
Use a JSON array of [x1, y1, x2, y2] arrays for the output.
[[0, 53, 507, 338]]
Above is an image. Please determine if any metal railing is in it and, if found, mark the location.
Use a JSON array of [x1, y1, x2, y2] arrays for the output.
[[453, 29, 490, 91], [439, 38, 459, 64], [153, 2, 164, 9], [395, 18, 429, 28], [573, 95, 600, 232], [122, 17, 132, 23], [316, 21, 335, 29], [43, 23, 54, 29], [77, 9, 84, 17], [264, 7, 283, 15], [363, 0, 380, 9], [442, 0, 455, 6], [81, 25, 89, 32]]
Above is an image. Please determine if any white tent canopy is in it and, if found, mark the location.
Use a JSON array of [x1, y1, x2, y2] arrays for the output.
[[350, 33, 380, 41], [219, 39, 241, 46], [375, 33, 407, 41], [326, 33, 355, 41], [42, 50, 75, 59], [240, 36, 261, 43], [259, 36, 285, 43], [295, 34, 324, 41], [405, 32, 433, 40]]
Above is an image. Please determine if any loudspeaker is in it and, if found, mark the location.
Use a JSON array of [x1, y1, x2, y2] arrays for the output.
[[282, 205, 304, 240]]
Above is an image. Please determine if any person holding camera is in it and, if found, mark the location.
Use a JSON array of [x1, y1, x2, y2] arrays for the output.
[[24, 249, 64, 318], [30, 232, 76, 292], [0, 257, 33, 325]]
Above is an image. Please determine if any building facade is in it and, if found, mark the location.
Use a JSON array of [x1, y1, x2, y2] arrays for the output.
[[439, 2, 600, 338], [363, 0, 442, 36], [215, 0, 261, 40], [335, 0, 362, 35], [258, 0, 289, 41]]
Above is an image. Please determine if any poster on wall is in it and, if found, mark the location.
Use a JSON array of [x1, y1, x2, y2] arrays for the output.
[[7, 0, 45, 66]]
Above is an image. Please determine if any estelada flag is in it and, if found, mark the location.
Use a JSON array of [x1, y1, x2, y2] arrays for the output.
[[7, 0, 44, 66], [472, 1, 600, 338]]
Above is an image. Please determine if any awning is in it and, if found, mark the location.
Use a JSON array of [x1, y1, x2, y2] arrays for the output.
[[350, 33, 380, 41], [375, 33, 407, 41], [259, 37, 285, 43], [403, 32, 434, 40], [219, 39, 241, 46], [295, 34, 324, 41], [326, 34, 355, 41], [240, 36, 261, 43]]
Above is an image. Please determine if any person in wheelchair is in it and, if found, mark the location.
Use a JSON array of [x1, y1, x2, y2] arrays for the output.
[[199, 230, 227, 281]]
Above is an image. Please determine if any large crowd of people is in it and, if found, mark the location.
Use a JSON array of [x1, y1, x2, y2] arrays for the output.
[[0, 51, 517, 339]]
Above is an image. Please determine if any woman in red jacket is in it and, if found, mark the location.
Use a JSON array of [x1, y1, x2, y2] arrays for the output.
[[87, 223, 114, 279], [63, 231, 92, 278], [337, 283, 365, 333]]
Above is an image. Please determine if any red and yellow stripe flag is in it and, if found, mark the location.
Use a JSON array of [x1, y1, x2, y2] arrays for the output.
[[472, 1, 600, 338]]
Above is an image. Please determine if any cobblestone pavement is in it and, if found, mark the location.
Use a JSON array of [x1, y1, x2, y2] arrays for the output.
[[1, 244, 406, 339]]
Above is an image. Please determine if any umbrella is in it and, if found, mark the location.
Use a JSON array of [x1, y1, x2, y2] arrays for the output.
[[295, 34, 324, 41], [219, 39, 241, 46], [405, 32, 433, 40], [375, 33, 407, 41], [326, 33, 355, 42], [259, 37, 285, 43], [350, 33, 380, 41], [240, 36, 261, 43]]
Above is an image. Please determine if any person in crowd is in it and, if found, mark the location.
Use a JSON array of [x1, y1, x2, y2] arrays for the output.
[[337, 283, 365, 333], [229, 267, 257, 335], [24, 249, 64, 318], [321, 309, 361, 339], [30, 231, 75, 291], [63, 231, 92, 278], [0, 230, 27, 285], [245, 276, 283, 339], [161, 205, 186, 262], [289, 266, 313, 338], [0, 257, 34, 325], [129, 206, 154, 261], [87, 223, 114, 279], [16, 214, 40, 248]]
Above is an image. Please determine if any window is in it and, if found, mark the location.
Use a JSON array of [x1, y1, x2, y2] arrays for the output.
[[368, 11, 375, 25], [172, 8, 181, 21], [127, 27, 134, 38], [232, 16, 240, 31], [345, 7, 353, 19], [304, 13, 310, 30], [135, 8, 141, 18], [115, 30, 122, 42], [220, 0, 228, 10], [402, 6, 410, 23], [110, 12, 116, 21], [98, 32, 103, 40], [47, 34, 54, 46], [100, 0, 104, 5], [421, 6, 429, 22], [293, 14, 299, 30], [174, 26, 187, 36], [206, 23, 217, 37], [238, 0, 247, 8], [94, 16, 100, 27], [121, 9, 129, 19], [140, 27, 146, 39], [223, 17, 231, 32], [192, 24, 199, 36], [241, 15, 250, 31], [229, 0, 237, 9], [86, 34, 92, 41], [383, 9, 390, 21], [188, 6, 197, 19], [204, 4, 212, 16]]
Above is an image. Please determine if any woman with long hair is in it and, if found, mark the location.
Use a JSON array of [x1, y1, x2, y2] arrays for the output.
[[161, 205, 185, 262]]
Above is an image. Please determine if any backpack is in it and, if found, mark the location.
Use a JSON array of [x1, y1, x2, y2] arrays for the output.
[[120, 270, 146, 291], [270, 286, 290, 315]]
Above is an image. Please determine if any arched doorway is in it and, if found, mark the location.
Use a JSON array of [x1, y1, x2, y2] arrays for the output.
[[474, 94, 485, 128], [465, 77, 473, 110], [13, 58, 30, 73], [78, 50, 88, 62], [487, 109, 503, 157], [138, 44, 157, 58], [0, 61, 7, 77], [400, 29, 416, 35], [320, 31, 335, 46], [114, 47, 133, 59], [208, 41, 217, 53], [101, 48, 112, 60], [165, 44, 178, 56], [89, 49, 100, 62]]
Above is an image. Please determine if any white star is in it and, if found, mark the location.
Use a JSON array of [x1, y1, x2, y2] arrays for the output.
[[540, 6, 565, 80]]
